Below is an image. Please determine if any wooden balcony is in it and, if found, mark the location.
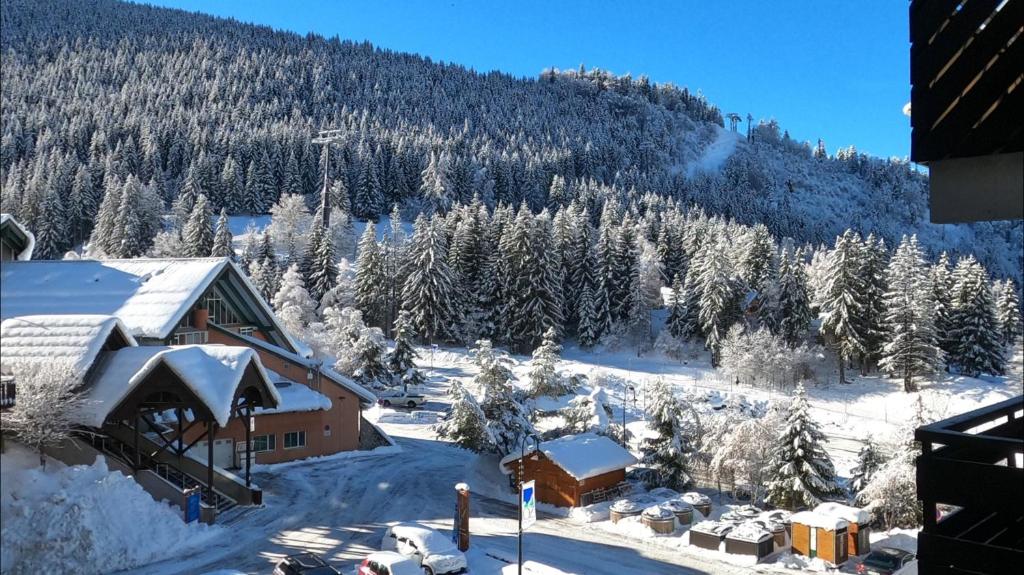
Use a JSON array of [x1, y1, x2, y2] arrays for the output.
[[915, 395, 1024, 574]]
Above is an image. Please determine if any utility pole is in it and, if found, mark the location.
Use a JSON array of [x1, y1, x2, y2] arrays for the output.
[[311, 129, 345, 228]]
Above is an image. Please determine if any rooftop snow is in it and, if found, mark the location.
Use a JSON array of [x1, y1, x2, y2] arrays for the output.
[[0, 213, 35, 261], [0, 315, 136, 376], [790, 510, 849, 531], [257, 369, 332, 415], [726, 521, 773, 543], [813, 502, 870, 524], [78, 345, 280, 427], [0, 259, 226, 339], [500, 432, 638, 481]]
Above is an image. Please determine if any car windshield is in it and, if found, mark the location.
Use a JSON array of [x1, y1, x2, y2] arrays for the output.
[[414, 530, 456, 555], [865, 552, 902, 568]]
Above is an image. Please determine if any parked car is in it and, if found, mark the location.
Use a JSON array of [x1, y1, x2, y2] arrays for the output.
[[381, 523, 468, 575], [856, 547, 917, 575], [273, 552, 342, 575], [357, 551, 422, 575], [377, 391, 426, 409]]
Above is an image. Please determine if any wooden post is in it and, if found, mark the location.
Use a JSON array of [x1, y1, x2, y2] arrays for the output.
[[244, 403, 252, 487], [456, 484, 470, 551], [177, 407, 184, 488], [206, 421, 215, 509]]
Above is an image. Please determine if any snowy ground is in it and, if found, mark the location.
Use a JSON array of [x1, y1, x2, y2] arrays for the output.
[[103, 341, 1019, 574]]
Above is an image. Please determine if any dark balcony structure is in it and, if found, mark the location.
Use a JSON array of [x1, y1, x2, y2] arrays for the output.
[[909, 0, 1023, 223], [915, 396, 1024, 574]]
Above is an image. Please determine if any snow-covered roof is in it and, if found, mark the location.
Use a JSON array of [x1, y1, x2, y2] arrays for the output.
[[0, 213, 34, 261], [790, 511, 849, 531], [0, 315, 137, 376], [225, 327, 376, 404], [256, 369, 332, 415], [0, 258, 309, 357], [726, 521, 773, 543], [78, 345, 280, 427], [691, 520, 734, 536], [499, 433, 638, 481], [813, 502, 870, 525]]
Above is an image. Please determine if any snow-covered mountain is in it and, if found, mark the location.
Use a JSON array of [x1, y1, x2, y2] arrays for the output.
[[0, 0, 1019, 278]]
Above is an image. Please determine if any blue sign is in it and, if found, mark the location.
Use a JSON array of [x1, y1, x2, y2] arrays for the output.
[[521, 480, 536, 529], [452, 503, 459, 544], [185, 489, 201, 523]]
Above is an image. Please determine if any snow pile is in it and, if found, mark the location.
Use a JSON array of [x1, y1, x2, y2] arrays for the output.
[[257, 371, 332, 415], [609, 499, 642, 513], [0, 451, 222, 574], [727, 521, 772, 543], [642, 504, 674, 520], [681, 492, 711, 507]]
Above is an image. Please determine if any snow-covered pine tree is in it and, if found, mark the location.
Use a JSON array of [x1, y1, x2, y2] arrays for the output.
[[857, 234, 888, 373], [239, 223, 260, 270], [995, 279, 1022, 346], [354, 152, 384, 220], [696, 234, 740, 365], [111, 175, 146, 258], [401, 215, 459, 343], [419, 150, 451, 215], [879, 235, 943, 392], [527, 327, 573, 398], [764, 383, 842, 510], [642, 378, 699, 491], [931, 251, 956, 359], [435, 380, 494, 452], [271, 264, 317, 337], [307, 226, 338, 304], [181, 193, 213, 257], [211, 208, 233, 258], [355, 223, 388, 328], [851, 434, 887, 501], [818, 230, 867, 383], [244, 152, 275, 214], [472, 340, 533, 456], [576, 281, 601, 348], [33, 186, 68, 259], [351, 326, 390, 389], [773, 247, 812, 347], [387, 309, 425, 390], [738, 223, 775, 294], [301, 213, 326, 283], [948, 256, 1005, 376]]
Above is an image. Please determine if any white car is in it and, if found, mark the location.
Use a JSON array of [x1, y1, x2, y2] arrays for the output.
[[381, 523, 468, 575], [377, 391, 427, 409], [357, 551, 422, 575]]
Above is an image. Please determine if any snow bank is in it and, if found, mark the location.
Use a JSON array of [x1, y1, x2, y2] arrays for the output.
[[0, 450, 222, 575]]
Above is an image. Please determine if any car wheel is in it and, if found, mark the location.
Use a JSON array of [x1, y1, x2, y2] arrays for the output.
[[407, 400, 417, 409], [382, 400, 391, 407], [422, 568, 433, 575]]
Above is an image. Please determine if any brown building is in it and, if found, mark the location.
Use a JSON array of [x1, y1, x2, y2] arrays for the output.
[[500, 433, 637, 507], [789, 511, 850, 565]]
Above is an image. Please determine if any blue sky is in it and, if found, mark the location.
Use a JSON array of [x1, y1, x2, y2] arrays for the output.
[[147, 0, 913, 159]]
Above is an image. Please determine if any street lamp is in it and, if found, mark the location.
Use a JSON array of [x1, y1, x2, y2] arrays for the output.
[[517, 432, 541, 575], [622, 385, 637, 448]]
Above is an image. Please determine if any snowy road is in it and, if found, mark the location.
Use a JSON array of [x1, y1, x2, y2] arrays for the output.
[[122, 429, 750, 575]]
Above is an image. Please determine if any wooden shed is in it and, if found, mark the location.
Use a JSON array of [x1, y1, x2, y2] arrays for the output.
[[724, 522, 775, 561], [813, 502, 871, 556], [500, 433, 637, 508], [790, 511, 849, 565]]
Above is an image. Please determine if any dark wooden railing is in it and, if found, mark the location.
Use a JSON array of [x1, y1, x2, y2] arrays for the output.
[[915, 395, 1023, 575]]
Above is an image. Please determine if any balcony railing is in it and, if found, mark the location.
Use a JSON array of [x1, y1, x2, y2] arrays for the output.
[[915, 395, 1023, 575]]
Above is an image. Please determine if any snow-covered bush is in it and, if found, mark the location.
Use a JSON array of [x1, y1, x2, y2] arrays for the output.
[[559, 386, 613, 434], [265, 193, 312, 254], [3, 363, 84, 468], [719, 324, 820, 389], [859, 449, 922, 529], [471, 340, 534, 455], [641, 378, 701, 491], [272, 264, 317, 337], [707, 412, 782, 503]]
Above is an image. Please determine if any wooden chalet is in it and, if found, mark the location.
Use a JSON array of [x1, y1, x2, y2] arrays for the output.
[[500, 433, 637, 507]]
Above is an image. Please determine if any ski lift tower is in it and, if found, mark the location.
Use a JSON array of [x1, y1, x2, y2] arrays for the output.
[[726, 113, 742, 132], [311, 128, 345, 227]]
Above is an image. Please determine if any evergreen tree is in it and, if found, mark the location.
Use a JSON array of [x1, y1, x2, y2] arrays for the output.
[[931, 252, 956, 359], [879, 235, 942, 392], [697, 235, 739, 365], [401, 215, 458, 342], [947, 257, 1005, 376], [387, 310, 425, 390], [576, 281, 601, 348], [666, 274, 687, 339], [211, 208, 233, 258], [995, 280, 1022, 346], [858, 234, 888, 372], [818, 230, 867, 383], [351, 326, 390, 389], [473, 340, 533, 456], [765, 383, 842, 509], [851, 435, 887, 501], [739, 224, 775, 293], [182, 193, 213, 257], [641, 378, 698, 491], [33, 186, 68, 259], [772, 247, 812, 347], [112, 176, 145, 258], [355, 223, 388, 328], [307, 228, 338, 303], [271, 264, 317, 336], [419, 151, 451, 215], [527, 327, 572, 398], [355, 153, 384, 220], [244, 152, 275, 214], [435, 380, 494, 452]]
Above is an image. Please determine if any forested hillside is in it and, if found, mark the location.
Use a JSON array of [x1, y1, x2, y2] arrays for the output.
[[1, 0, 1020, 279]]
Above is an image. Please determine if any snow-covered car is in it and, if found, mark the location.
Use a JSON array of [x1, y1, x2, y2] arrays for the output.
[[358, 551, 422, 575], [381, 523, 468, 575], [856, 547, 916, 575], [377, 392, 426, 409], [273, 552, 342, 575]]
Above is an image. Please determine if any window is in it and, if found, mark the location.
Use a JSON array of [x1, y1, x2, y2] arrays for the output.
[[204, 291, 242, 325], [284, 431, 306, 449], [238, 326, 255, 337], [173, 331, 208, 345], [252, 434, 275, 452]]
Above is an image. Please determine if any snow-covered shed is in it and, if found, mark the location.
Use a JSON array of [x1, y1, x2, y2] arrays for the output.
[[724, 521, 775, 560], [813, 502, 871, 556], [790, 510, 850, 565], [689, 520, 734, 551], [500, 433, 638, 507], [0, 213, 34, 262]]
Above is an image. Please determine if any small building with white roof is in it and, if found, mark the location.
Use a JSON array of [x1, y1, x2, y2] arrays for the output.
[[790, 509, 850, 565], [813, 502, 871, 556], [499, 433, 638, 507]]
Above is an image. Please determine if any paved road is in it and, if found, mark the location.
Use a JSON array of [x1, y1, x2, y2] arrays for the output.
[[123, 432, 748, 575]]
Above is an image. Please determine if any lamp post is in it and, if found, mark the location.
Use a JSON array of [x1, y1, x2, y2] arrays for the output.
[[518, 433, 541, 575], [622, 385, 636, 447]]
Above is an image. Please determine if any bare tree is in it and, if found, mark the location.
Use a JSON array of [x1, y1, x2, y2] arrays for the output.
[[3, 363, 85, 469]]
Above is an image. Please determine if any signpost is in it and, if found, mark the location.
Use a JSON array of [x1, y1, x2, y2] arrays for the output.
[[521, 480, 536, 530]]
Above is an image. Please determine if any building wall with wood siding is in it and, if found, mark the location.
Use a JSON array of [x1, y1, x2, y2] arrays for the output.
[[507, 452, 626, 507]]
